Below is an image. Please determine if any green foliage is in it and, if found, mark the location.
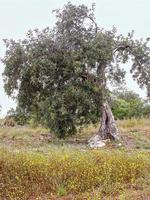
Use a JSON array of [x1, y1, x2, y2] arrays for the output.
[[2, 3, 150, 137], [112, 98, 129, 119], [57, 184, 67, 197], [39, 81, 102, 138], [0, 148, 149, 199], [112, 90, 150, 119]]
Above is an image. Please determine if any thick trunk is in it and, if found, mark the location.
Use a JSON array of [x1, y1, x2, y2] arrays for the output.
[[98, 101, 119, 140], [88, 63, 120, 147], [88, 101, 120, 148]]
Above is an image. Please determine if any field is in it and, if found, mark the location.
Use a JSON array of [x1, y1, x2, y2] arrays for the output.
[[0, 118, 150, 200]]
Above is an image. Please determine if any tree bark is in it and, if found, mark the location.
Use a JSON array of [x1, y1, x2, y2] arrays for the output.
[[88, 101, 120, 148], [88, 63, 120, 147], [98, 101, 120, 140]]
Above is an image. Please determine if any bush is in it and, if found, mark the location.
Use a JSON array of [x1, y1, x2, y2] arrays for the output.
[[3, 117, 16, 127], [112, 90, 150, 119], [112, 98, 129, 119], [6, 107, 29, 126]]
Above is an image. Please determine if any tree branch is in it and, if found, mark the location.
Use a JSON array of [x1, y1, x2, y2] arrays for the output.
[[87, 15, 98, 34], [113, 45, 131, 54], [113, 45, 142, 67]]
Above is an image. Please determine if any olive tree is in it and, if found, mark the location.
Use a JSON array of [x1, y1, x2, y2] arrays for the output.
[[2, 3, 150, 141]]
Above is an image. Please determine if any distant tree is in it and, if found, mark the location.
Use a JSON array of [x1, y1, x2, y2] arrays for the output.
[[112, 90, 150, 119], [113, 90, 140, 101], [112, 98, 130, 120], [2, 3, 150, 140], [143, 102, 150, 117]]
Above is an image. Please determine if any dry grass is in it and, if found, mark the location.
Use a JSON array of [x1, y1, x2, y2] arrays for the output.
[[0, 118, 150, 199], [117, 118, 150, 150], [117, 118, 150, 130], [0, 148, 149, 199]]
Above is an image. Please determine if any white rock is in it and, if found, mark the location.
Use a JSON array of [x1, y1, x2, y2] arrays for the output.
[[117, 143, 122, 147], [88, 134, 106, 148]]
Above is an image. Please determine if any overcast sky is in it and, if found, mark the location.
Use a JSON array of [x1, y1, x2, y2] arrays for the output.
[[0, 0, 150, 116]]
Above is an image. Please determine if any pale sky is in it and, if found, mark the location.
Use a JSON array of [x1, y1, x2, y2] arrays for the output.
[[0, 0, 150, 116]]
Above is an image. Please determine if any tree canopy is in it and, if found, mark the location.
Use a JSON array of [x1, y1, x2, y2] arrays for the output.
[[2, 2, 150, 138]]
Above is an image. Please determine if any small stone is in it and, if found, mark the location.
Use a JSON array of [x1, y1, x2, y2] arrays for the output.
[[88, 134, 106, 148], [117, 143, 122, 147]]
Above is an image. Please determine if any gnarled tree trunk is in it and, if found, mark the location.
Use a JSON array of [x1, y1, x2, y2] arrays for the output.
[[98, 101, 119, 140], [88, 101, 120, 148], [88, 63, 120, 148]]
